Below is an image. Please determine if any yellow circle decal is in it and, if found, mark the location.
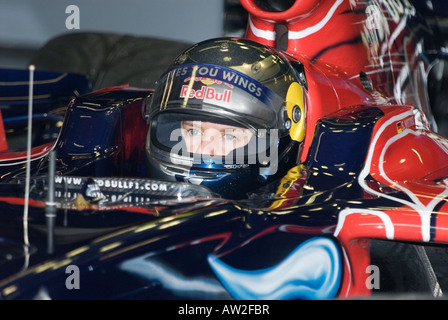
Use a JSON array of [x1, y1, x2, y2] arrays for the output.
[[286, 82, 306, 142]]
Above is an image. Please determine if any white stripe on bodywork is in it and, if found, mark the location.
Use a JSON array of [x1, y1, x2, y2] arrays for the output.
[[335, 110, 448, 242], [288, 0, 344, 39], [248, 16, 276, 41]]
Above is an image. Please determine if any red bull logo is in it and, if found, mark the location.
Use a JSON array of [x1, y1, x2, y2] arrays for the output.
[[180, 85, 232, 103]]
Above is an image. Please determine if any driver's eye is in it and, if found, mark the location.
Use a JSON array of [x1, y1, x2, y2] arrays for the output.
[[223, 133, 237, 141], [187, 129, 201, 136]]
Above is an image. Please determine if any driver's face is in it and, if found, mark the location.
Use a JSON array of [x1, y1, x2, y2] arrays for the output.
[[181, 120, 254, 156]]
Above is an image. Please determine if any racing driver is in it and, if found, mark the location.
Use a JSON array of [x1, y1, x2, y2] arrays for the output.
[[144, 37, 308, 199]]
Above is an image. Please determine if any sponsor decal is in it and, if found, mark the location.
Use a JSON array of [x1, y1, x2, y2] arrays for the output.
[[170, 64, 270, 103], [396, 115, 414, 133], [180, 85, 231, 103], [54, 176, 168, 192], [52, 176, 169, 209], [50, 176, 201, 210]]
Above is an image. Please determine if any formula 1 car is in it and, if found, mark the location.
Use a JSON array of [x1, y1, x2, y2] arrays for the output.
[[1, 0, 448, 301]]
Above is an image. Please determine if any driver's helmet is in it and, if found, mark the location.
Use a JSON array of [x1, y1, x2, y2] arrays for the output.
[[145, 38, 308, 199]]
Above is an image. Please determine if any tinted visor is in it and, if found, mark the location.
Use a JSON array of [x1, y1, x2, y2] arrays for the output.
[[151, 112, 277, 165]]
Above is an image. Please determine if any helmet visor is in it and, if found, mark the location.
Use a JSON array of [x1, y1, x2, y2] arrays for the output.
[[151, 112, 278, 166], [148, 63, 287, 131]]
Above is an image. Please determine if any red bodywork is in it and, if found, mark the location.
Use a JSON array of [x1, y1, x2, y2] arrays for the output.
[[241, 0, 448, 298]]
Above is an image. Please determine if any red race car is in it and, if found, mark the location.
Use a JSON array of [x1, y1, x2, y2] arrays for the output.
[[0, 0, 447, 301]]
